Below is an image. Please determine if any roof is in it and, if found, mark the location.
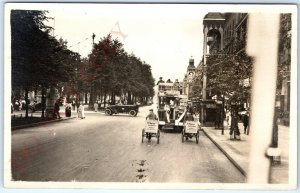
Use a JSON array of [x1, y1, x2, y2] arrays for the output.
[[203, 13, 225, 20], [187, 65, 196, 70]]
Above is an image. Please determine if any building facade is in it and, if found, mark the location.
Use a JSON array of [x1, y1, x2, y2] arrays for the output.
[[198, 12, 291, 125]]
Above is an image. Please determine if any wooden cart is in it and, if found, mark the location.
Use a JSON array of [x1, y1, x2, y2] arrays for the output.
[[182, 121, 200, 144], [142, 120, 160, 144]]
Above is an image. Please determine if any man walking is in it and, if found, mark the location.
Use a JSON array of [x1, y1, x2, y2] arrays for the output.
[[243, 111, 249, 134], [54, 100, 61, 119]]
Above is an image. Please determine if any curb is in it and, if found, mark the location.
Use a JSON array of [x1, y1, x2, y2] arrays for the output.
[[202, 128, 247, 177], [12, 117, 77, 130]]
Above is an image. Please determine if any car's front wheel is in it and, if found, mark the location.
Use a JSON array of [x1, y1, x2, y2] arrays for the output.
[[129, 110, 137, 117], [105, 109, 112, 115]]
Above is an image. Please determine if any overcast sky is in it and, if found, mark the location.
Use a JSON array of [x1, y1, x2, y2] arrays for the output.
[[41, 4, 206, 82]]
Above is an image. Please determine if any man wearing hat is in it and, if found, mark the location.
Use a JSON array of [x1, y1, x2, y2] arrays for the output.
[[146, 109, 158, 120]]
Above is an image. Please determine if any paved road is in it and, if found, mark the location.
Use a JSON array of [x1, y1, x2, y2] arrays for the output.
[[11, 106, 245, 183]]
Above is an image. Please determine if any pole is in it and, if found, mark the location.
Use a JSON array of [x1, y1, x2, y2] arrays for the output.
[[92, 33, 96, 46], [246, 13, 280, 184], [221, 95, 225, 135]]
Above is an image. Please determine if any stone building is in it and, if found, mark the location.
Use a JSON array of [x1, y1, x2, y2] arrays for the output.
[[198, 12, 291, 125]]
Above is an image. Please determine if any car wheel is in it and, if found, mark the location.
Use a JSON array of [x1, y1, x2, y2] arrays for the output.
[[105, 109, 112, 115], [129, 110, 137, 117]]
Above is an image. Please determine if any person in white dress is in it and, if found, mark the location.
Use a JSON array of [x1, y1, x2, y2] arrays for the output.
[[94, 101, 99, 112], [226, 110, 231, 130], [78, 102, 85, 119]]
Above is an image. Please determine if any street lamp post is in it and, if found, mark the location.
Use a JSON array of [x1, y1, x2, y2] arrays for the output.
[[221, 95, 225, 135]]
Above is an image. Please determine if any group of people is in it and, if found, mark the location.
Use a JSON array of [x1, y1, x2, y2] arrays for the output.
[[53, 99, 85, 119], [226, 110, 250, 135], [146, 108, 198, 123]]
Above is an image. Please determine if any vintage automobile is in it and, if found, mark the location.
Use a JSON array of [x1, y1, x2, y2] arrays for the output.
[[105, 104, 139, 117]]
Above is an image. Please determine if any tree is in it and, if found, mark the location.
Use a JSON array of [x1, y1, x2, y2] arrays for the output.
[[206, 50, 253, 106], [11, 10, 53, 117], [11, 10, 80, 118], [84, 34, 155, 106]]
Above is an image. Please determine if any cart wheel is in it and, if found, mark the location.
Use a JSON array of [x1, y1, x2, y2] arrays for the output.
[[196, 131, 199, 144], [142, 129, 145, 143], [181, 130, 184, 143], [157, 130, 160, 144]]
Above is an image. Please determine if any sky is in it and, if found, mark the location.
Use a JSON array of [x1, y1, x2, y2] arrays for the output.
[[42, 4, 206, 83], [7, 3, 292, 83]]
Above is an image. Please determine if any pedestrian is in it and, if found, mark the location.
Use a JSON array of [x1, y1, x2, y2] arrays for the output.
[[65, 103, 72, 117], [229, 109, 240, 140], [14, 100, 20, 111], [72, 100, 76, 111], [78, 102, 85, 119], [226, 110, 231, 130], [94, 101, 99, 112], [76, 100, 80, 112], [243, 111, 249, 134], [146, 109, 158, 120], [54, 99, 61, 119], [164, 102, 171, 123]]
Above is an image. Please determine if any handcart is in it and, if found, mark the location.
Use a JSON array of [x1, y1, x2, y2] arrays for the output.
[[142, 120, 160, 144], [182, 121, 200, 144]]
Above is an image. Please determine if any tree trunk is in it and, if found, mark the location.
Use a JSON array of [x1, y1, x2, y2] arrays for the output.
[[89, 85, 94, 109], [128, 92, 132, 104], [46, 86, 57, 119], [85, 92, 88, 104], [41, 86, 45, 118], [25, 88, 29, 118], [103, 92, 107, 107], [111, 92, 115, 105]]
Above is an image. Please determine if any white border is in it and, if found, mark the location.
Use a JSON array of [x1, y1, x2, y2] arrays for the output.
[[3, 3, 298, 190]]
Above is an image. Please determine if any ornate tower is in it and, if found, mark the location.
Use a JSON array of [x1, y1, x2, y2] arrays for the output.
[[202, 13, 225, 100], [183, 57, 196, 98], [201, 13, 225, 124]]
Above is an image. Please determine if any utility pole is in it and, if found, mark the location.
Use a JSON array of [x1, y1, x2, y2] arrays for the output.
[[92, 33, 96, 46]]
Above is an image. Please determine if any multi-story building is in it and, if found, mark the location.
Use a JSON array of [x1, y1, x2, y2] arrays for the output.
[[200, 12, 251, 124], [199, 12, 290, 125]]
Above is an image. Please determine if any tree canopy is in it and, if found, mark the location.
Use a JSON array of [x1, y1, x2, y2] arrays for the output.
[[11, 10, 80, 89], [79, 34, 155, 105]]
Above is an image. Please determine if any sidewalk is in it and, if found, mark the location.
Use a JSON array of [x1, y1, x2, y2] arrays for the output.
[[202, 122, 289, 184], [11, 108, 79, 130]]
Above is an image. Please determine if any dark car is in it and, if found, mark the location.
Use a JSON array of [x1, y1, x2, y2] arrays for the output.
[[105, 104, 139, 117]]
